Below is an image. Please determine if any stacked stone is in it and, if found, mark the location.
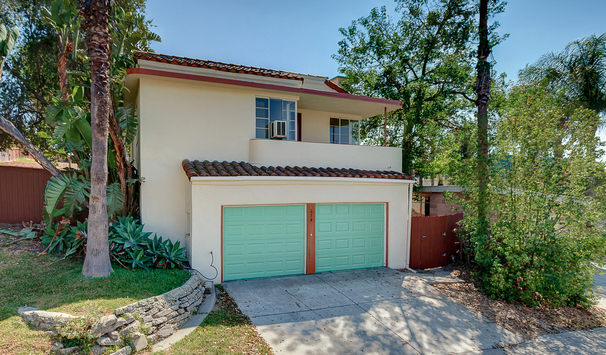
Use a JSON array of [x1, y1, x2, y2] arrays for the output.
[[113, 272, 206, 344], [19, 310, 79, 331], [19, 271, 206, 355]]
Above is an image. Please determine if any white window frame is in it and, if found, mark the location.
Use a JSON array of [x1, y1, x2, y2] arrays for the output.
[[255, 96, 297, 141], [330, 118, 360, 145]]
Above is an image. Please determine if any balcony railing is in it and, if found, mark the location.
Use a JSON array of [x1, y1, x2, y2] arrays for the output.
[[249, 139, 402, 172]]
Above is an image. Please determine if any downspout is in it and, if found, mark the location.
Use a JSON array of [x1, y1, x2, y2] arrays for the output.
[[405, 182, 416, 273]]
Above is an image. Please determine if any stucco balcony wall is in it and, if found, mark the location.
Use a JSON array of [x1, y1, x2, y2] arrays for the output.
[[249, 139, 402, 172]]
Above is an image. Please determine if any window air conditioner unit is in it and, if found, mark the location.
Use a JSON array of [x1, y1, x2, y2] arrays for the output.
[[270, 120, 287, 139]]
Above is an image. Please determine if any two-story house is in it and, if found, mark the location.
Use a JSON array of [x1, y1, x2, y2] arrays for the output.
[[124, 52, 414, 282]]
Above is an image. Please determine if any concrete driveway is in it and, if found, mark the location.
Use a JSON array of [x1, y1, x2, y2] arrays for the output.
[[595, 264, 606, 309], [223, 268, 521, 354]]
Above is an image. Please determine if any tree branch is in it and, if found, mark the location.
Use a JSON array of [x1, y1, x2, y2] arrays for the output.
[[0, 114, 62, 176], [4, 63, 51, 107]]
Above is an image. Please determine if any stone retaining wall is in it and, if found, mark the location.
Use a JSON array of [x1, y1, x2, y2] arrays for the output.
[[19, 271, 206, 354]]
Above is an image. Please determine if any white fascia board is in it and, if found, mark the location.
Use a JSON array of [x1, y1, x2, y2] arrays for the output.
[[190, 176, 414, 185]]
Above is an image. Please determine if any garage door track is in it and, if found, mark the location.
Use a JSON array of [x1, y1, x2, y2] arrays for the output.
[[222, 268, 522, 354]]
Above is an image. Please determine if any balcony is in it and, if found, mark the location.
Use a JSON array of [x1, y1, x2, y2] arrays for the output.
[[249, 139, 402, 172]]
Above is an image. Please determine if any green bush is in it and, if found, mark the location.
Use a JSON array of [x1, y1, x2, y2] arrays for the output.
[[449, 84, 606, 307], [40, 221, 87, 258], [109, 216, 188, 270], [40, 217, 188, 270]]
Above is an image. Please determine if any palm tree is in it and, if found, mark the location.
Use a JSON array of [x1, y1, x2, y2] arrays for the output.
[[79, 0, 113, 277], [520, 34, 606, 119]]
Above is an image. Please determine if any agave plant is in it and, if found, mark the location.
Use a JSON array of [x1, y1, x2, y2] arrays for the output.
[[109, 216, 151, 253], [125, 247, 152, 270], [157, 239, 188, 269]]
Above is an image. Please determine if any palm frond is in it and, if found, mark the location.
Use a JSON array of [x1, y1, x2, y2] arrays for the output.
[[106, 182, 125, 218]]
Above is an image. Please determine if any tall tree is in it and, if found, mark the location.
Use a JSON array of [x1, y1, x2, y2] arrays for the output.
[[334, 0, 506, 175], [520, 34, 606, 136], [475, 0, 491, 246], [0, 22, 61, 176], [79, 0, 112, 278], [521, 34, 606, 114]]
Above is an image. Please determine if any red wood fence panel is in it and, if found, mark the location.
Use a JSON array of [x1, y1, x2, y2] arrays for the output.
[[409, 212, 463, 269], [0, 166, 52, 223]]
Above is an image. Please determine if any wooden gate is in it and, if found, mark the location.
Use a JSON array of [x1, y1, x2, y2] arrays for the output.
[[409, 213, 463, 269]]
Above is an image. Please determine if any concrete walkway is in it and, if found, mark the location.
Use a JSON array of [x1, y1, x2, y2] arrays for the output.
[[475, 327, 606, 355], [594, 264, 606, 310], [223, 268, 522, 354]]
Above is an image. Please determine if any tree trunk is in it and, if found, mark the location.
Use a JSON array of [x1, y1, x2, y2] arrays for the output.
[[0, 115, 62, 177], [108, 107, 132, 215], [81, 0, 113, 278], [475, 0, 491, 240], [57, 39, 73, 103]]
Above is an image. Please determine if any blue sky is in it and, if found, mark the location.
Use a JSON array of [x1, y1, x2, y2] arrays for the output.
[[145, 0, 606, 80], [145, 0, 606, 139]]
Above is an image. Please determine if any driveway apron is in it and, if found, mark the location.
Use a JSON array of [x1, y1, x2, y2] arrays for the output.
[[223, 268, 522, 355]]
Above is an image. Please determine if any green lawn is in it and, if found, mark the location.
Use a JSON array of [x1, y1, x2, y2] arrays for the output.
[[153, 285, 272, 355], [0, 236, 190, 355]]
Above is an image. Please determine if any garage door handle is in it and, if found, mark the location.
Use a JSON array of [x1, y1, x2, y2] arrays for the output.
[[422, 235, 427, 238]]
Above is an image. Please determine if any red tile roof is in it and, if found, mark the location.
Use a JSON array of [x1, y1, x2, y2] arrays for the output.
[[135, 52, 303, 81], [182, 160, 412, 180]]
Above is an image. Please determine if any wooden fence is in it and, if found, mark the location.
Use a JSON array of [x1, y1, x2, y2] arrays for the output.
[[409, 212, 463, 269], [0, 166, 52, 223]]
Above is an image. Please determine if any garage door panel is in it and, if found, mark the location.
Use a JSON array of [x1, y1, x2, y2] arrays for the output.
[[335, 239, 349, 249], [223, 205, 305, 281], [315, 203, 384, 273], [225, 245, 244, 255], [352, 254, 366, 265], [247, 243, 264, 255], [317, 239, 332, 250], [352, 238, 366, 248], [336, 222, 350, 231], [317, 204, 333, 215]]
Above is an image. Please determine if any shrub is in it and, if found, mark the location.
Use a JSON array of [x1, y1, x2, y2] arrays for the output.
[[109, 216, 187, 270], [40, 217, 188, 270], [449, 84, 606, 307]]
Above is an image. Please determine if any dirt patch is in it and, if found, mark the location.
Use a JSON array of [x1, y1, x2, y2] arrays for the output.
[[434, 267, 606, 341], [0, 223, 47, 255]]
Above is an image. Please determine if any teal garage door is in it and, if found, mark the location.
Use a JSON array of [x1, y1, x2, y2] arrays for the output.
[[223, 205, 305, 281], [315, 203, 385, 273]]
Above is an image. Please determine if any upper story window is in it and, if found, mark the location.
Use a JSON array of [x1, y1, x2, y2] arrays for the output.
[[330, 118, 359, 145], [255, 97, 296, 140]]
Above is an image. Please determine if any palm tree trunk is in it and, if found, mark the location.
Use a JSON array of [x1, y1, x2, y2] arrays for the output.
[[476, 0, 491, 241], [80, 0, 113, 278]]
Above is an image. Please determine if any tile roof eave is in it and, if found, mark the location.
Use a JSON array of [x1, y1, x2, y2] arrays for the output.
[[134, 51, 305, 82], [182, 159, 413, 181]]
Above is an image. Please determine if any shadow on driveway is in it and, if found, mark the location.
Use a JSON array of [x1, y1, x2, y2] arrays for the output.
[[223, 268, 521, 355]]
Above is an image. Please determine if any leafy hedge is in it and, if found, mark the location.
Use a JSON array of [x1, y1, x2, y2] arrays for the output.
[[449, 85, 606, 307], [41, 217, 187, 270]]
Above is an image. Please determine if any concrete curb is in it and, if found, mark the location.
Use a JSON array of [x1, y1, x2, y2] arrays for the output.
[[151, 288, 217, 352]]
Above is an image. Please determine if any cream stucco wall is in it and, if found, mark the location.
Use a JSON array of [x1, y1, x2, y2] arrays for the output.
[[138, 77, 255, 244], [249, 139, 402, 171], [189, 177, 413, 282], [136, 75, 404, 253]]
